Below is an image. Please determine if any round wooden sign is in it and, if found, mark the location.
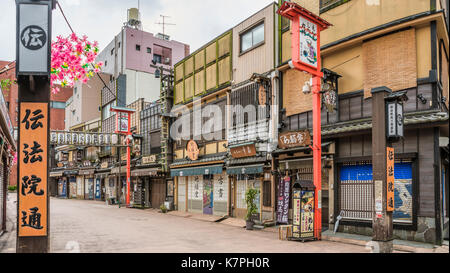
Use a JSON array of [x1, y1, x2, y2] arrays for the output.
[[186, 140, 199, 161]]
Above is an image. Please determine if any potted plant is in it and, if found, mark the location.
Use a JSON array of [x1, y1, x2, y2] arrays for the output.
[[245, 188, 259, 230], [160, 204, 168, 213]]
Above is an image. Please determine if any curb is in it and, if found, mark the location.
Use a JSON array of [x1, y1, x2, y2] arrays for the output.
[[321, 234, 443, 253]]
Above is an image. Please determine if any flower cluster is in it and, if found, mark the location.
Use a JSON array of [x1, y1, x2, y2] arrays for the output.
[[51, 33, 103, 94]]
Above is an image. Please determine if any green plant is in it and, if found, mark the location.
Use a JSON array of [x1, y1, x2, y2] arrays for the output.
[[245, 188, 259, 221], [160, 204, 168, 213], [8, 185, 17, 192]]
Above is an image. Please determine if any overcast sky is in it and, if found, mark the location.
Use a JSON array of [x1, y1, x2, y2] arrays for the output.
[[0, 0, 276, 62]]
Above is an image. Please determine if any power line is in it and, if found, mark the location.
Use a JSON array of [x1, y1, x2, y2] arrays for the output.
[[56, 1, 123, 106]]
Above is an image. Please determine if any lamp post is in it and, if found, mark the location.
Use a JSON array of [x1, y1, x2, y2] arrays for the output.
[[111, 106, 135, 207], [277, 2, 332, 240]]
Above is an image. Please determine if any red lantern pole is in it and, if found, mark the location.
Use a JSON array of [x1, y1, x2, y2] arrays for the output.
[[312, 75, 322, 240], [111, 106, 136, 208], [277, 2, 331, 241], [126, 113, 131, 207]]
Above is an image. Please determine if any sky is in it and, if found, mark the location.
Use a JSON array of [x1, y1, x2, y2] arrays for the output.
[[0, 0, 276, 62]]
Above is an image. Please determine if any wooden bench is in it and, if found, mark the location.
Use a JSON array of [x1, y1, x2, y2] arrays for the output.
[[278, 225, 292, 240]]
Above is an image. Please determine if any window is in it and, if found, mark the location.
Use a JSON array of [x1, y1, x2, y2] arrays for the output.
[[74, 87, 77, 94], [50, 101, 66, 109], [136, 44, 141, 51], [111, 48, 115, 55], [105, 60, 108, 67], [153, 54, 162, 64], [153, 44, 172, 65], [240, 22, 264, 53], [102, 101, 116, 120], [147, 47, 152, 54]]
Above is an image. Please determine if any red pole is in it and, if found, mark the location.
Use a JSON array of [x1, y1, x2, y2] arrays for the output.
[[312, 75, 322, 240], [126, 113, 132, 207]]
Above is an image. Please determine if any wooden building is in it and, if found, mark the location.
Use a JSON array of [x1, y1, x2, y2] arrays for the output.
[[226, 2, 279, 222], [171, 30, 231, 217], [275, 0, 449, 244]]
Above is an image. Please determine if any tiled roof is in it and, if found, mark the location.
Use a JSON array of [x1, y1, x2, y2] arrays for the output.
[[226, 156, 268, 166], [170, 153, 227, 167], [321, 111, 448, 136]]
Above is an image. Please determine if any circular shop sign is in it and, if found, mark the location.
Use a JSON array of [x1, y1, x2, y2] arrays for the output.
[[21, 25, 47, 51]]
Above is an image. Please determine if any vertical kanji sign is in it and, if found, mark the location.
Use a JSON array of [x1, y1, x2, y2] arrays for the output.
[[18, 103, 48, 237], [386, 147, 395, 212]]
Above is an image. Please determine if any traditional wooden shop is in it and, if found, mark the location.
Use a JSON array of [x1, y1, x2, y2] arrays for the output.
[[171, 29, 232, 217]]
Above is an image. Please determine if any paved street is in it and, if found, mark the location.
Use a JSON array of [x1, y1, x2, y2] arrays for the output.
[[0, 193, 371, 253]]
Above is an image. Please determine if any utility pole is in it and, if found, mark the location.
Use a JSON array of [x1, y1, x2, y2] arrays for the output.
[[16, 0, 55, 253]]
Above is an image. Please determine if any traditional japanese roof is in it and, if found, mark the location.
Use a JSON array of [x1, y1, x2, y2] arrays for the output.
[[170, 153, 227, 168], [319, 110, 448, 136], [226, 156, 268, 167], [272, 141, 334, 155]]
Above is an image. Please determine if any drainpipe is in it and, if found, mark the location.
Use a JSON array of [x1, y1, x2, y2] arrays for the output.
[[268, 70, 280, 224]]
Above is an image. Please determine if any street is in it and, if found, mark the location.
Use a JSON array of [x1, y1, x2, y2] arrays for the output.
[[0, 193, 369, 253]]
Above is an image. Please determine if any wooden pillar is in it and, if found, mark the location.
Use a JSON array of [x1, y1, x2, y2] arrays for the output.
[[17, 76, 50, 253], [371, 86, 393, 253]]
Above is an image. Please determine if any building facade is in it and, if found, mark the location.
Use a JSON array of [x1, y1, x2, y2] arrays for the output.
[[274, 0, 449, 244]]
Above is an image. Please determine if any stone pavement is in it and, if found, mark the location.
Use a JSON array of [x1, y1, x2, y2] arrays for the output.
[[0, 194, 446, 253]]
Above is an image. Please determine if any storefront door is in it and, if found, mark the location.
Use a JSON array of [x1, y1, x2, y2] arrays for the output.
[[178, 177, 186, 212], [203, 175, 213, 215], [151, 178, 166, 209]]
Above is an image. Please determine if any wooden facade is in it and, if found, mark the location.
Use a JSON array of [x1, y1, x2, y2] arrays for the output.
[[174, 31, 232, 105]]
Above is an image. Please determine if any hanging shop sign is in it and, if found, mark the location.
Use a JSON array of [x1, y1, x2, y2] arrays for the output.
[[18, 103, 48, 237], [386, 101, 404, 140], [276, 176, 290, 224], [386, 147, 395, 212], [278, 130, 311, 149], [142, 155, 157, 165], [100, 162, 109, 169], [258, 84, 267, 106], [277, 2, 331, 77], [16, 0, 52, 76], [230, 143, 257, 159], [186, 140, 199, 161]]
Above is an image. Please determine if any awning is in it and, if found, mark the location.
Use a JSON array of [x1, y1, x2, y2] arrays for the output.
[[131, 168, 160, 177], [49, 171, 63, 177], [64, 170, 78, 176], [226, 164, 264, 175], [171, 164, 223, 177], [111, 167, 126, 174], [79, 169, 95, 176]]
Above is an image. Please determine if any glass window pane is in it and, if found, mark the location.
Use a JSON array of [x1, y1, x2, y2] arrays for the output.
[[241, 32, 252, 52], [253, 24, 264, 45]]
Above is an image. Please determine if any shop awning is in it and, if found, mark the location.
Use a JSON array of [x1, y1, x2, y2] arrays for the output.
[[131, 168, 160, 177], [49, 171, 63, 177], [79, 169, 95, 175], [63, 170, 78, 176], [226, 164, 264, 175], [111, 167, 126, 174], [171, 164, 223, 177]]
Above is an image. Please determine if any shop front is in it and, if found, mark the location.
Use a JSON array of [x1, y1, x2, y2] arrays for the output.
[[95, 163, 111, 202], [111, 166, 126, 204], [130, 167, 165, 209], [172, 164, 228, 217], [272, 135, 335, 227], [49, 171, 64, 197], [226, 162, 271, 221], [79, 168, 96, 200]]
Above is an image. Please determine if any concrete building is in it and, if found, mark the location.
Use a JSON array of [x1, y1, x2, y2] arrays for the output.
[[1, 61, 73, 186]]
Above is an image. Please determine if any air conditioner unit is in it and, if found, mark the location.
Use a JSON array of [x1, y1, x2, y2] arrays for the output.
[[164, 58, 171, 64]]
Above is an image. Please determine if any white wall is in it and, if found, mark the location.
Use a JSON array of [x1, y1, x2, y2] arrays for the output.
[[125, 69, 161, 104]]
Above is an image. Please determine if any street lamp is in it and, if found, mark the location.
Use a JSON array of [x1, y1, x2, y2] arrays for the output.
[[277, 2, 332, 240]]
